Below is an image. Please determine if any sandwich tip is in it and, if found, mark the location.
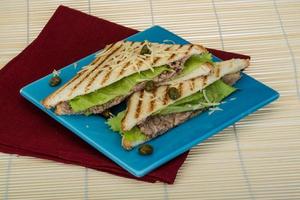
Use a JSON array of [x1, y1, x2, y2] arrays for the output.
[[54, 106, 64, 115], [121, 139, 133, 150], [41, 99, 50, 109]]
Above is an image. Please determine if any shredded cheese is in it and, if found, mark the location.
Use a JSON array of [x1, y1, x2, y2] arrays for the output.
[[150, 95, 164, 103], [208, 107, 223, 115], [95, 44, 115, 58], [203, 89, 211, 103], [77, 66, 89, 74], [163, 39, 176, 44]]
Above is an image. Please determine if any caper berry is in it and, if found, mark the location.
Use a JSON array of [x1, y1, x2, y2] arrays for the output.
[[49, 76, 61, 87], [138, 144, 153, 156], [101, 109, 113, 119], [140, 45, 151, 55], [168, 87, 180, 100], [145, 80, 155, 92]]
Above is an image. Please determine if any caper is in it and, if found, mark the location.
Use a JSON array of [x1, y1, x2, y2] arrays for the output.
[[138, 144, 153, 156], [168, 87, 180, 100], [49, 76, 61, 87], [145, 80, 155, 92], [101, 109, 113, 119], [140, 45, 151, 55]]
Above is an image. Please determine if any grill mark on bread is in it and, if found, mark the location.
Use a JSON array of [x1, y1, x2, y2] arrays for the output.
[[178, 82, 183, 96], [51, 50, 111, 98], [135, 90, 144, 119], [91, 44, 113, 65], [215, 67, 220, 77], [174, 44, 183, 53], [188, 78, 195, 91], [68, 67, 101, 97], [50, 73, 81, 97], [207, 63, 214, 71], [169, 53, 176, 60], [70, 44, 121, 95], [185, 44, 194, 55], [192, 78, 195, 90], [154, 57, 160, 65], [164, 45, 182, 65], [118, 61, 130, 76], [44, 43, 123, 102], [203, 75, 208, 86], [154, 44, 184, 65], [165, 46, 171, 51], [121, 99, 132, 131], [85, 64, 109, 85], [195, 44, 206, 53], [93, 43, 118, 67], [43, 72, 83, 107], [163, 86, 170, 105], [135, 60, 142, 69], [101, 67, 113, 85], [94, 43, 123, 68], [149, 88, 157, 112], [83, 44, 123, 92], [91, 56, 101, 66]]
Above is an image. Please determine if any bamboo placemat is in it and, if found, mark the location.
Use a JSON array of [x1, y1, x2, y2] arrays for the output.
[[1, 0, 300, 199]]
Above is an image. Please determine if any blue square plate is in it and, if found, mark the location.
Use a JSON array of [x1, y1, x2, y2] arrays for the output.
[[20, 26, 279, 177]]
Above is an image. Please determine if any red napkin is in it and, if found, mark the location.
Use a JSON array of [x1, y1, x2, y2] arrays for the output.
[[0, 5, 250, 184]]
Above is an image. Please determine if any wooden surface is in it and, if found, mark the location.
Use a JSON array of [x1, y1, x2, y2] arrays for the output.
[[1, 0, 300, 199]]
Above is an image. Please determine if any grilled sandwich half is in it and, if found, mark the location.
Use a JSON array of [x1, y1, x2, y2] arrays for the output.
[[42, 41, 211, 115], [107, 58, 250, 149]]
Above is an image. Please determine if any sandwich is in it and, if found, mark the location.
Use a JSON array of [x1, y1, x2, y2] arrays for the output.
[[107, 58, 250, 149], [42, 41, 213, 115]]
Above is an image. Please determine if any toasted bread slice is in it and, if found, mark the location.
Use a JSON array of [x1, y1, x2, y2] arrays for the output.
[[121, 58, 250, 131], [42, 41, 207, 109]]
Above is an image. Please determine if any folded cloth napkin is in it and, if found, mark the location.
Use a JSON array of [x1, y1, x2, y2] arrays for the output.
[[0, 5, 250, 184]]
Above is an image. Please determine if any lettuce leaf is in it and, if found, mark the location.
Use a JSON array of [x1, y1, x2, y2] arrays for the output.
[[106, 111, 148, 148], [106, 111, 125, 132], [171, 53, 213, 80], [69, 65, 169, 112], [155, 80, 236, 115], [122, 127, 148, 149]]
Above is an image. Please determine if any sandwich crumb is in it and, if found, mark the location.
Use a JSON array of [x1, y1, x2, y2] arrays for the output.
[[52, 69, 60, 77]]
